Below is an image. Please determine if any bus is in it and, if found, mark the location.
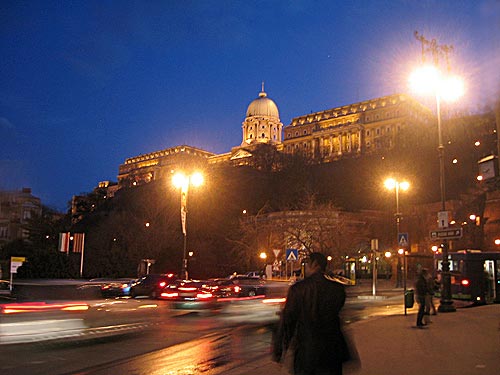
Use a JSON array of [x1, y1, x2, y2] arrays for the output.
[[434, 250, 500, 304]]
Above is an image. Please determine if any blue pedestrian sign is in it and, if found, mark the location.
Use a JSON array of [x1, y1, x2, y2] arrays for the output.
[[398, 233, 409, 248], [286, 248, 298, 261]]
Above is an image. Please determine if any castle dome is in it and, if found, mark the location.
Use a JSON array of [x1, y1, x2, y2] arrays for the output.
[[246, 86, 280, 118]]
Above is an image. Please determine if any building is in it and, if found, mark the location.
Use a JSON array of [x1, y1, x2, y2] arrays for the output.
[[283, 93, 433, 161], [117, 90, 433, 187], [0, 188, 42, 247]]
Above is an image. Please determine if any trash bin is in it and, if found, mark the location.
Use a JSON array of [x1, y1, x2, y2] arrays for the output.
[[405, 289, 414, 308]]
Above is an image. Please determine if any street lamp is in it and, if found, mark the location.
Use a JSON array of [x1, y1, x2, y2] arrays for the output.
[[409, 34, 464, 313], [172, 171, 204, 280], [384, 178, 409, 288]]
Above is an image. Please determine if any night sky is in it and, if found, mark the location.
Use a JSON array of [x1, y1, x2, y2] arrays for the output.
[[1, 1, 499, 211]]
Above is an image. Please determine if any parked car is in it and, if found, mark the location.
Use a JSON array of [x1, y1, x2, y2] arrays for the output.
[[99, 278, 136, 298], [159, 280, 218, 310], [129, 273, 176, 298], [210, 276, 267, 297]]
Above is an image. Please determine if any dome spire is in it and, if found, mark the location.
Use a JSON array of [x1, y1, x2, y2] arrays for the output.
[[259, 81, 267, 98]]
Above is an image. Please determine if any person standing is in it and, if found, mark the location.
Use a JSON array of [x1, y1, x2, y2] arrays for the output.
[[415, 268, 431, 328], [272, 252, 352, 375]]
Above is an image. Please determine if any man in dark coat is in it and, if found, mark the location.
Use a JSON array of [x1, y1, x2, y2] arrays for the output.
[[415, 268, 431, 328], [273, 252, 350, 375]]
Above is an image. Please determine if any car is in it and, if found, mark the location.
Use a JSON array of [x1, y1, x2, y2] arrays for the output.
[[99, 278, 136, 298], [129, 273, 176, 298], [159, 280, 218, 310], [210, 277, 267, 298]]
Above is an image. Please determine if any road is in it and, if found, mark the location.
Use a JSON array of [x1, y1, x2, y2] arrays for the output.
[[0, 293, 404, 375]]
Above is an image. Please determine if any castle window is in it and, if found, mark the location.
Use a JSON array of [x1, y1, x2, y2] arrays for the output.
[[0, 226, 8, 238], [366, 130, 370, 136], [261, 133, 265, 138]]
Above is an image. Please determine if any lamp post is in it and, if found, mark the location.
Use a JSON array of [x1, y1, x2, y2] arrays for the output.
[[172, 171, 204, 280], [384, 178, 409, 288], [410, 32, 464, 313]]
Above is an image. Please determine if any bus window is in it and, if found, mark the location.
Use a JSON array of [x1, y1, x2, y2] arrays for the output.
[[484, 260, 495, 301]]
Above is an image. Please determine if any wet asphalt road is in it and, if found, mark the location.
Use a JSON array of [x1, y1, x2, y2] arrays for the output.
[[0, 295, 405, 375]]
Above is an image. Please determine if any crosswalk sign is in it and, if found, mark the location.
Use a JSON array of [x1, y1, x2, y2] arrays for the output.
[[398, 233, 409, 248], [286, 249, 298, 261]]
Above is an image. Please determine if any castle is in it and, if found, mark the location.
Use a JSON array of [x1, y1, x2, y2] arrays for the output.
[[116, 88, 434, 188]]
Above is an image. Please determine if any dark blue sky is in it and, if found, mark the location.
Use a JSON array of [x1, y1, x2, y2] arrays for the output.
[[1, 1, 499, 211]]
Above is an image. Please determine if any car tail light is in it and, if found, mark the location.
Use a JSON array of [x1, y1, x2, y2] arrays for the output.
[[120, 283, 128, 288], [197, 293, 213, 299], [179, 287, 197, 291], [101, 285, 110, 290], [159, 281, 167, 288], [161, 292, 179, 298], [234, 286, 241, 293], [461, 279, 470, 286]]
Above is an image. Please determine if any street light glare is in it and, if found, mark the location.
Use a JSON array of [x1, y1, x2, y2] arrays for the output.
[[409, 65, 464, 103], [172, 172, 188, 189], [400, 181, 410, 191], [191, 172, 204, 187], [440, 75, 465, 102], [409, 65, 440, 95], [384, 178, 396, 190]]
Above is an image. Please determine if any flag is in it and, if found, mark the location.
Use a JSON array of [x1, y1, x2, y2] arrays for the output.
[[59, 232, 70, 253], [73, 233, 85, 253]]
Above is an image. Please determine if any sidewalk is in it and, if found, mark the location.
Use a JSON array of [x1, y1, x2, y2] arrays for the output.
[[229, 280, 500, 375]]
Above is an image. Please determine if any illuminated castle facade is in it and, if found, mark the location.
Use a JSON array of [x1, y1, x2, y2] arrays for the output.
[[117, 88, 433, 187]]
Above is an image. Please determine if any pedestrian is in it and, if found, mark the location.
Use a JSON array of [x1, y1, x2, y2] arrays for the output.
[[272, 252, 356, 375], [425, 274, 438, 317], [415, 268, 431, 328]]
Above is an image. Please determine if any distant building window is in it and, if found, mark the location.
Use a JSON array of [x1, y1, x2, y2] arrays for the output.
[[23, 209, 33, 220], [366, 130, 370, 136], [304, 130, 307, 135], [295, 131, 299, 136], [261, 133, 265, 138], [376, 128, 380, 135], [0, 226, 8, 238]]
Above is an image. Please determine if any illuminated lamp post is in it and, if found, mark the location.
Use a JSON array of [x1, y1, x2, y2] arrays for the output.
[[410, 32, 464, 313], [172, 171, 204, 280], [384, 178, 409, 288]]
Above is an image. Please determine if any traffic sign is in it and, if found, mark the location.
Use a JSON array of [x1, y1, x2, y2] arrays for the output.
[[430, 228, 463, 240], [398, 233, 409, 248], [286, 249, 298, 261]]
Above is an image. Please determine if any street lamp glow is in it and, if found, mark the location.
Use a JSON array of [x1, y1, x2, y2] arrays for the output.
[[409, 65, 440, 95], [409, 65, 464, 103], [172, 172, 188, 189], [259, 252, 267, 260], [190, 172, 204, 187]]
